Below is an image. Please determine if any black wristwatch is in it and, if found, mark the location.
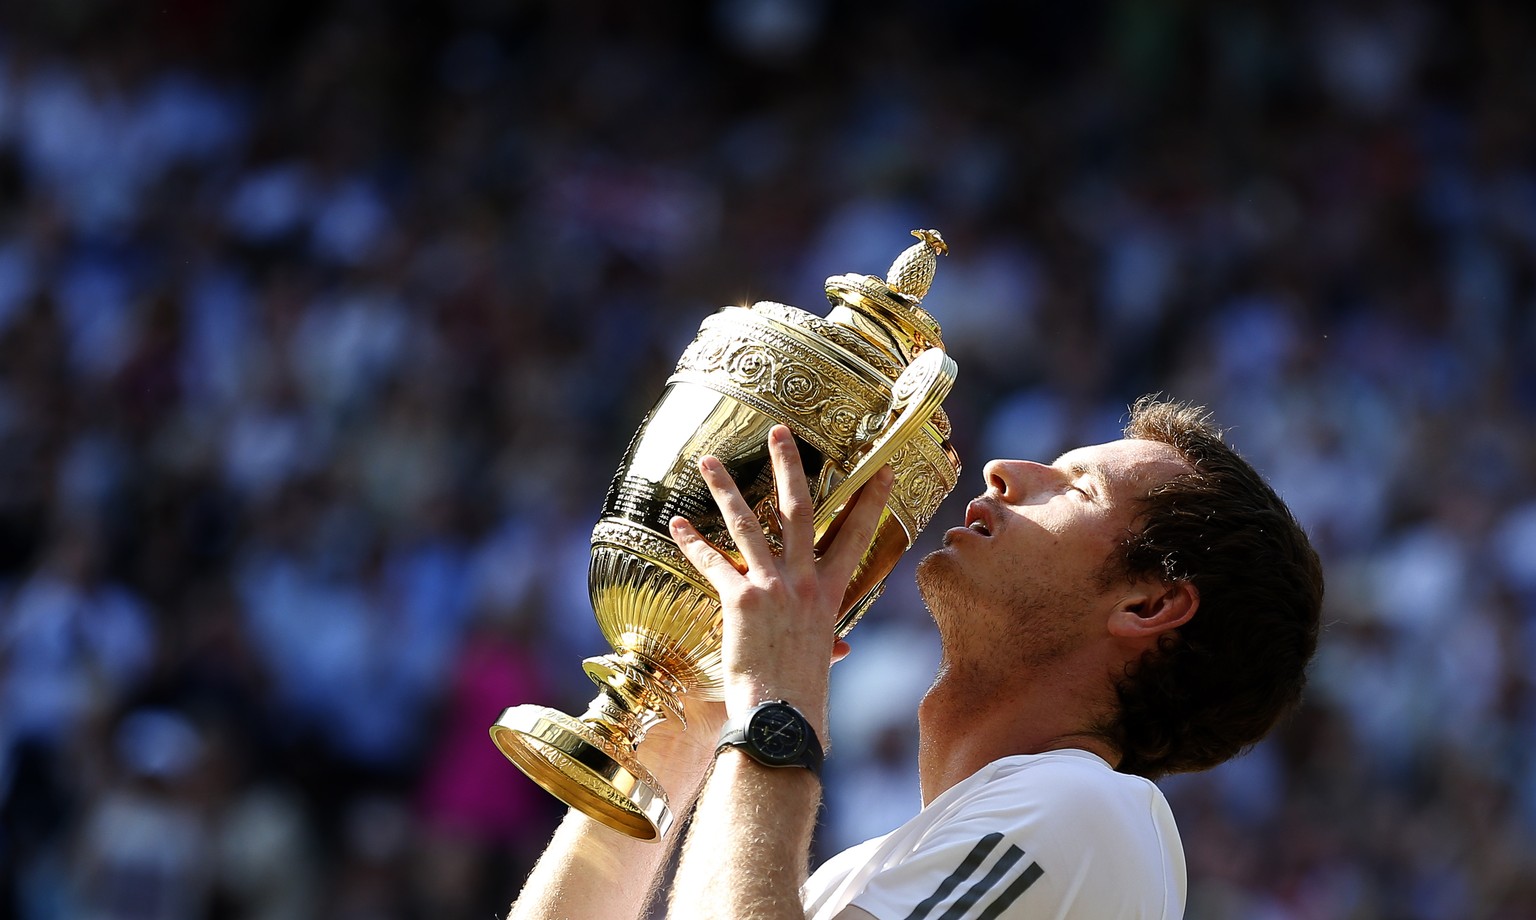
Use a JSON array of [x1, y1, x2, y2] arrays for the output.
[[716, 700, 824, 776]]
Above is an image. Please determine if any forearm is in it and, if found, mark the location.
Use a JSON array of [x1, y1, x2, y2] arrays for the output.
[[508, 712, 722, 920], [508, 808, 679, 920], [668, 750, 822, 920]]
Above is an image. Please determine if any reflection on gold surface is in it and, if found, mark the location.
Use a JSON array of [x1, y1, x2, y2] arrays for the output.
[[491, 230, 961, 839]]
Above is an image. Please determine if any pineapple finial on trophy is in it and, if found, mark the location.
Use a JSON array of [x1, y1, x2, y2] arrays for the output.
[[823, 228, 949, 361], [886, 229, 949, 304]]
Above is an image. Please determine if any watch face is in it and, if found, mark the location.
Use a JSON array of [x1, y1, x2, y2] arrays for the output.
[[747, 705, 808, 764]]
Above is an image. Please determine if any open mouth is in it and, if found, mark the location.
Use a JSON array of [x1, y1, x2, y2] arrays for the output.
[[963, 501, 992, 537]]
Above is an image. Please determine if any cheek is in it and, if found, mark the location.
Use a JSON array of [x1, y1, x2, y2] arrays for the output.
[[1027, 519, 1122, 587], [1020, 513, 1080, 557]]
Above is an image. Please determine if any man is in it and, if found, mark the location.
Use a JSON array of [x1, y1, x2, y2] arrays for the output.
[[508, 396, 1324, 919]]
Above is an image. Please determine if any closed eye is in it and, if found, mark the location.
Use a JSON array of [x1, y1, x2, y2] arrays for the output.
[[1051, 454, 1108, 502], [1060, 461, 1104, 501]]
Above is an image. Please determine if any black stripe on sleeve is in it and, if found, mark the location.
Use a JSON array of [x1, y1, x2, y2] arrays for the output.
[[935, 844, 1025, 920], [900, 833, 1004, 920], [975, 861, 1044, 920]]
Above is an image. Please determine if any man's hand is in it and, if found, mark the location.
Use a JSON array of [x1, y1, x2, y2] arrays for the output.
[[668, 424, 894, 738], [664, 424, 893, 920], [631, 694, 728, 805]]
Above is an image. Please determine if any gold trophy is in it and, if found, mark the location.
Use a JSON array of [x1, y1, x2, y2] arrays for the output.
[[490, 230, 962, 839]]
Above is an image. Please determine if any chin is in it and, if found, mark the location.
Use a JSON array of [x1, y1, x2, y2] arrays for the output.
[[915, 550, 966, 614], [914, 546, 947, 585]]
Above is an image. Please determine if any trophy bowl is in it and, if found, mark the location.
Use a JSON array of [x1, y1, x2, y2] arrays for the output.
[[490, 231, 962, 839]]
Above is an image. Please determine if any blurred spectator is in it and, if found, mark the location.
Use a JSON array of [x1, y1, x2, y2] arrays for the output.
[[413, 594, 563, 917], [2, 519, 155, 752]]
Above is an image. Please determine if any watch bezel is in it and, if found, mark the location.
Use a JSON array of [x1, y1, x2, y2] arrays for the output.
[[746, 702, 811, 765]]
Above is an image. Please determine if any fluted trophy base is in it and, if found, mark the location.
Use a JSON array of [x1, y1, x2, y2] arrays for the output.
[[490, 704, 673, 840]]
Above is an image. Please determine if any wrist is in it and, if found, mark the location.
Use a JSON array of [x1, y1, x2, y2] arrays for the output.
[[713, 746, 823, 790], [726, 683, 828, 729]]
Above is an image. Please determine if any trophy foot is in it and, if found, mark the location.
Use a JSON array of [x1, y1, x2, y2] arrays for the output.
[[490, 704, 672, 840]]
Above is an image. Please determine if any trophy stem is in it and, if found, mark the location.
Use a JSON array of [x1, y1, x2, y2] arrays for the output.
[[581, 651, 689, 732], [489, 652, 688, 840]]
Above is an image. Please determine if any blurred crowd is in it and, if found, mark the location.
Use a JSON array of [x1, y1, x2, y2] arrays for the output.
[[1, 0, 1534, 917]]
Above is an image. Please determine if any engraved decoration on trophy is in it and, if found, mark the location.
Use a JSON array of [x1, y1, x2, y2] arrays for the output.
[[489, 230, 962, 840]]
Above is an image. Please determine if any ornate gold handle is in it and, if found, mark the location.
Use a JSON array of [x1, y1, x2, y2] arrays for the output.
[[813, 347, 958, 540]]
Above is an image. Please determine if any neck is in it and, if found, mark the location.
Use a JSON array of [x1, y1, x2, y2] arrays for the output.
[[915, 653, 1121, 805]]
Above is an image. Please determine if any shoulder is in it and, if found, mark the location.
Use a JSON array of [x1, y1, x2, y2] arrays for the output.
[[973, 751, 1171, 825], [925, 752, 1177, 854], [813, 752, 1185, 920]]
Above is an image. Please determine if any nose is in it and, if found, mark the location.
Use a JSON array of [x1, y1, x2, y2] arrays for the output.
[[983, 458, 1056, 503]]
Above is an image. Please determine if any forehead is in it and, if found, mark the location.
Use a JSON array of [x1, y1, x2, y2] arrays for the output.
[[1054, 438, 1192, 500]]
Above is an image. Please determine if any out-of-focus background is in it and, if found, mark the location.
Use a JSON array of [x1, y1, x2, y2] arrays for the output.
[[0, 1, 1533, 917]]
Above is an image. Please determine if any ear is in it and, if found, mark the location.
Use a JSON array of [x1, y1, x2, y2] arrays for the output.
[[1106, 580, 1199, 641]]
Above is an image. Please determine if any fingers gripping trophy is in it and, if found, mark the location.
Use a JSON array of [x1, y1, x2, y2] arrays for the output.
[[489, 230, 963, 840]]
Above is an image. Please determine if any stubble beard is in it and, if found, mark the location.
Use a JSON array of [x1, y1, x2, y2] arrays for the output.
[[915, 547, 1089, 672], [915, 549, 966, 635]]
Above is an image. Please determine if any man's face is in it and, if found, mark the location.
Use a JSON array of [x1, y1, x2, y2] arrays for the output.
[[915, 437, 1192, 666]]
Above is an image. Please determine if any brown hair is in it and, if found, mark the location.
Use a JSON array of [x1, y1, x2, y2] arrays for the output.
[[1105, 396, 1324, 779]]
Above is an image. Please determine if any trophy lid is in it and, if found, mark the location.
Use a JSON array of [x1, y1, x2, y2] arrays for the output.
[[824, 229, 948, 363]]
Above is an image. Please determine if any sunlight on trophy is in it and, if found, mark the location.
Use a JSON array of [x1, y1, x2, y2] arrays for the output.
[[490, 230, 962, 839]]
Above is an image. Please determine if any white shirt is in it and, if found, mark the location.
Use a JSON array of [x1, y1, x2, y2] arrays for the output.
[[803, 750, 1186, 920]]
